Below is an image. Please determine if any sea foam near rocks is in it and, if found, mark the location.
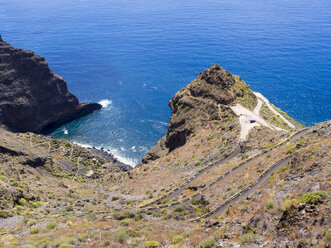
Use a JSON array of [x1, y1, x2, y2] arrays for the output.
[[98, 99, 112, 108], [73, 141, 138, 167]]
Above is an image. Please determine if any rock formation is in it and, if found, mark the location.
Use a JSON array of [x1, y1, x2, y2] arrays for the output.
[[0, 36, 101, 133]]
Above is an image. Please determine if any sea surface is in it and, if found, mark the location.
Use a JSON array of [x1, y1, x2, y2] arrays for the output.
[[1, 0, 330, 166]]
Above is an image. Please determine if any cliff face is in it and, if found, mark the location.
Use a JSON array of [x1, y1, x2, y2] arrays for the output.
[[0, 37, 101, 133]]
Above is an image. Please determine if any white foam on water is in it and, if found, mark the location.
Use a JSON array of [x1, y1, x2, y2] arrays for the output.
[[63, 128, 68, 135], [98, 99, 112, 108], [139, 146, 148, 152], [160, 121, 168, 126], [73, 141, 138, 167], [73, 141, 92, 149]]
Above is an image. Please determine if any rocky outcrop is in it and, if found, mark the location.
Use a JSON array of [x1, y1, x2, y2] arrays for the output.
[[165, 64, 252, 151], [141, 65, 251, 165], [0, 36, 101, 133]]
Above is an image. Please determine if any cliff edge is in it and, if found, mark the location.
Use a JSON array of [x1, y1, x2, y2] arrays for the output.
[[0, 36, 101, 133]]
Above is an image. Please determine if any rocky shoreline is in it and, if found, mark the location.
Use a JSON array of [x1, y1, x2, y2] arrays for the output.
[[87, 147, 133, 171]]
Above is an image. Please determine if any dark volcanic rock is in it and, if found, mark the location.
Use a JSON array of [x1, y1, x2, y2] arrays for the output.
[[0, 37, 101, 133]]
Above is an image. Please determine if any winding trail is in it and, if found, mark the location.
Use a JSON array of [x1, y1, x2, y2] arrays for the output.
[[254, 92, 295, 129], [144, 128, 308, 211], [140, 145, 242, 207], [187, 128, 309, 221], [230, 104, 271, 141], [140, 96, 300, 209], [190, 156, 291, 221], [253, 97, 263, 115], [212, 157, 290, 215]]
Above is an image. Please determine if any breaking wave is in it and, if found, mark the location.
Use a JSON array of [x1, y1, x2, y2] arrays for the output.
[[98, 99, 112, 108], [73, 141, 138, 167]]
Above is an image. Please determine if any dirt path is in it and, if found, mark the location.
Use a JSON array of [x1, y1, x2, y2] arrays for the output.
[[187, 128, 309, 221], [210, 156, 290, 216], [230, 104, 273, 141], [253, 97, 263, 115], [188, 157, 291, 222], [254, 92, 295, 129], [141, 145, 241, 207], [144, 128, 308, 211]]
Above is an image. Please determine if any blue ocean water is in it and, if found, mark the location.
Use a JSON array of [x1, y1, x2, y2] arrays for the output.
[[1, 0, 330, 165]]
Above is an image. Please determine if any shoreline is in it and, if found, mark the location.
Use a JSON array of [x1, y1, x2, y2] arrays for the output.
[[86, 146, 133, 171]]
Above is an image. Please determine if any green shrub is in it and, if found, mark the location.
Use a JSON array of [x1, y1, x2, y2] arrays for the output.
[[19, 198, 27, 206], [0, 210, 10, 218], [200, 237, 216, 248], [281, 191, 330, 211], [173, 235, 184, 244], [145, 240, 160, 248], [46, 223, 57, 230], [183, 230, 191, 237], [115, 229, 129, 244], [125, 228, 140, 238], [14, 205, 24, 214], [298, 239, 307, 248], [281, 199, 299, 211], [266, 200, 275, 209], [30, 227, 40, 234], [123, 211, 135, 219], [239, 232, 257, 244], [286, 149, 293, 154], [162, 199, 170, 205], [17, 187, 24, 193], [120, 219, 130, 226], [301, 191, 329, 204], [134, 216, 141, 221], [58, 245, 71, 248], [9, 180, 19, 187], [51, 237, 76, 247], [277, 167, 289, 173], [6, 242, 19, 247]]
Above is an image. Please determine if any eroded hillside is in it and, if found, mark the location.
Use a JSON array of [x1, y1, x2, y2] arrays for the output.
[[0, 65, 329, 248]]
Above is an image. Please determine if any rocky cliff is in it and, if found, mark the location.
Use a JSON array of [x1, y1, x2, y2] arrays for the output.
[[0, 36, 101, 133], [141, 64, 301, 168]]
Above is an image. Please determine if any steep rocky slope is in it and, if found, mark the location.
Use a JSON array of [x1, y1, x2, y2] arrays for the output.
[[141, 65, 301, 169], [0, 64, 329, 248], [0, 128, 120, 217], [0, 36, 101, 133]]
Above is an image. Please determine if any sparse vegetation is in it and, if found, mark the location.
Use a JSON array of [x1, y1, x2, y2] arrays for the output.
[[239, 232, 258, 244], [200, 236, 216, 248], [0, 65, 329, 248], [144, 240, 160, 248]]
